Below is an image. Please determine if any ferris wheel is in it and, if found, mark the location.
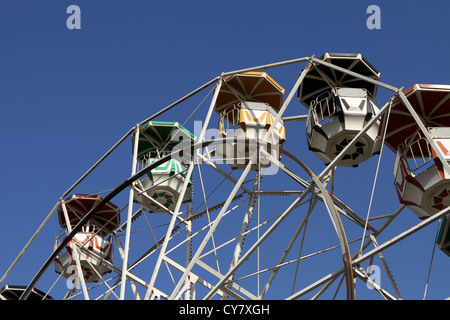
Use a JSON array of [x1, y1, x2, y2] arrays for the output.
[[1, 53, 449, 300]]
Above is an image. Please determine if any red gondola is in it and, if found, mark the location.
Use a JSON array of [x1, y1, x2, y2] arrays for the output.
[[54, 194, 120, 283], [57, 194, 120, 237], [385, 84, 450, 218]]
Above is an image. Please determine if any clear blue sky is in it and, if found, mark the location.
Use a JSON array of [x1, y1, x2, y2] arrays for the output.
[[1, 0, 449, 300]]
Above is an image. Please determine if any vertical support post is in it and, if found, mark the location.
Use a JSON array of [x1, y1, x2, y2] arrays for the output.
[[113, 233, 140, 299], [224, 175, 260, 299], [256, 145, 261, 296], [197, 78, 223, 144], [144, 160, 195, 300], [185, 201, 193, 300], [120, 123, 140, 300], [195, 78, 223, 166]]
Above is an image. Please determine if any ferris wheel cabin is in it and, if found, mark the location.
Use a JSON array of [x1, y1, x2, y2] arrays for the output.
[[437, 214, 450, 256], [385, 84, 450, 220], [298, 53, 382, 167], [0, 285, 53, 300], [213, 72, 286, 170], [133, 121, 195, 213], [53, 194, 120, 283]]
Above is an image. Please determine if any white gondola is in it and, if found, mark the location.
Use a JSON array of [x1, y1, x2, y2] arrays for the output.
[[298, 53, 382, 167], [305, 87, 381, 167]]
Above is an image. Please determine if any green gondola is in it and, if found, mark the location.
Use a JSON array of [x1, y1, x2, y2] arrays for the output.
[[133, 120, 195, 163], [437, 214, 450, 257], [133, 121, 195, 213]]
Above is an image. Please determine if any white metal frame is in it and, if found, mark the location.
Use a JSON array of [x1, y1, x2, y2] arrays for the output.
[[2, 54, 448, 300]]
